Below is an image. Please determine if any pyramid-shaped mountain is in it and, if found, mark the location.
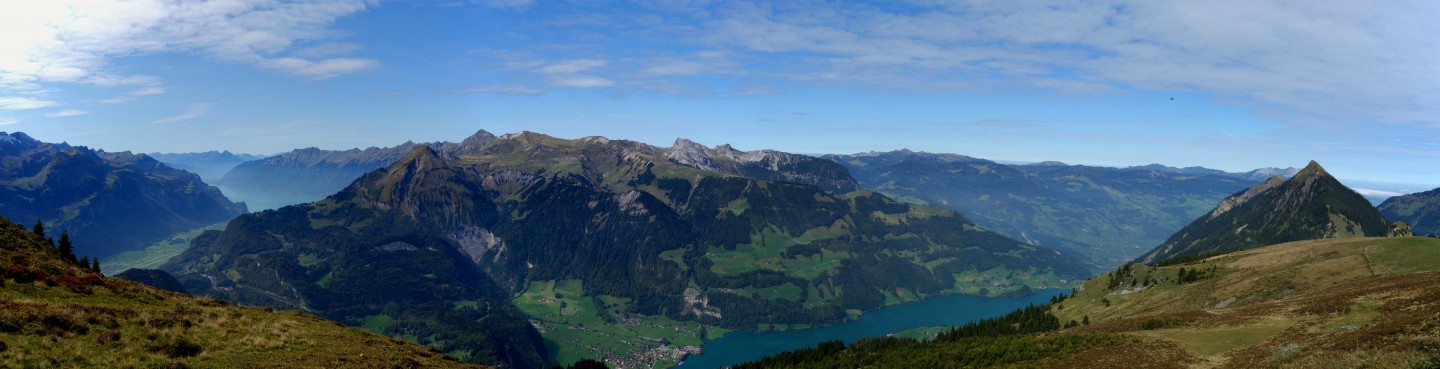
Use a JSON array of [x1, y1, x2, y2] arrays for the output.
[[165, 130, 1089, 368], [1136, 161, 1388, 264]]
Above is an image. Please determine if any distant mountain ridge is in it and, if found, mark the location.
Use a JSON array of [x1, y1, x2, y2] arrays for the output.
[[666, 138, 859, 193], [0, 131, 246, 258], [167, 130, 1088, 368], [1135, 161, 1388, 264], [215, 130, 499, 196], [1120, 163, 1300, 181], [148, 150, 267, 182], [1378, 186, 1440, 236], [827, 150, 1259, 266]]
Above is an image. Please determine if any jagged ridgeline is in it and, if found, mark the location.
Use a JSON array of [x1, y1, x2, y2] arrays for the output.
[[0, 214, 481, 368], [164, 131, 1089, 368], [0, 132, 246, 258], [216, 131, 499, 197], [1137, 161, 1388, 264]]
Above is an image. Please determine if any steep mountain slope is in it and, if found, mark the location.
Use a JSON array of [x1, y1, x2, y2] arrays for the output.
[[166, 131, 1089, 368], [1136, 161, 1388, 265], [0, 132, 246, 258], [829, 151, 1251, 266], [0, 214, 482, 368], [216, 130, 498, 197], [741, 236, 1440, 368], [149, 150, 266, 182], [1378, 187, 1440, 236]]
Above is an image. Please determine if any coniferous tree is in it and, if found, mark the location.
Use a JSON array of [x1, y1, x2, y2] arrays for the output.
[[78, 256, 90, 269], [58, 231, 77, 264], [91, 258, 101, 274], [32, 220, 45, 238], [1082, 315, 1090, 325]]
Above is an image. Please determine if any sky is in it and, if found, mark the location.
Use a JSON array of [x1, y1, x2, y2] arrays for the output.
[[0, 0, 1437, 189]]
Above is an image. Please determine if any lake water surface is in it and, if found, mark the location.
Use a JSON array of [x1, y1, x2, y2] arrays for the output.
[[215, 185, 324, 212], [672, 290, 1064, 369]]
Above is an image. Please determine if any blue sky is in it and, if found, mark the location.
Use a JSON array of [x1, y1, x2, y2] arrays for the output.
[[0, 1, 1437, 191]]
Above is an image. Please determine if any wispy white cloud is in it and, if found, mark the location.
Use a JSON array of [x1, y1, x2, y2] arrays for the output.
[[536, 59, 607, 74], [1353, 188, 1405, 199], [483, 1, 1439, 128], [261, 58, 379, 79], [472, 0, 535, 10], [549, 76, 614, 88], [98, 86, 167, 104], [0, 0, 379, 98], [155, 102, 212, 124], [0, 117, 17, 125], [0, 97, 60, 110], [291, 42, 362, 58], [450, 84, 545, 95], [46, 109, 88, 117]]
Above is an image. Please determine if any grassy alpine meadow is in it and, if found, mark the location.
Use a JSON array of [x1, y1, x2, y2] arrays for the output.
[[0, 216, 479, 369], [738, 237, 1440, 369]]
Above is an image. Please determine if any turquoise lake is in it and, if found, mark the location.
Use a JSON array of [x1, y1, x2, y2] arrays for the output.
[[215, 185, 324, 212], [672, 289, 1065, 369]]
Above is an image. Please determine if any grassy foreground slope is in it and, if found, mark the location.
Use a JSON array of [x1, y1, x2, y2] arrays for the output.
[[0, 215, 480, 368], [1057, 236, 1440, 367], [739, 237, 1440, 368]]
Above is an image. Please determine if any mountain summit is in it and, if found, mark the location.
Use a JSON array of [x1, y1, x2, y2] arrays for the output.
[[1136, 161, 1388, 264], [665, 138, 859, 193]]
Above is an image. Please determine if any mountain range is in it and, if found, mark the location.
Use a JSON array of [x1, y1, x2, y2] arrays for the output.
[[1136, 161, 1388, 264], [735, 160, 1440, 368], [0, 132, 246, 258], [826, 151, 1298, 266], [215, 130, 499, 197], [1378, 187, 1440, 237], [162, 131, 1088, 368], [148, 151, 267, 183]]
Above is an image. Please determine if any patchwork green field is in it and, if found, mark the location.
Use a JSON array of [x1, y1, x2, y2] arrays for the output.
[[100, 222, 228, 276], [513, 279, 727, 369]]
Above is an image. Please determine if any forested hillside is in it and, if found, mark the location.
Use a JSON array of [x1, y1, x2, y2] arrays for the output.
[[165, 131, 1089, 368], [0, 132, 246, 258]]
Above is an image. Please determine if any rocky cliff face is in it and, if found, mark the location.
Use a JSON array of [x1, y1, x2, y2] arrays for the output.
[[666, 138, 859, 193], [0, 132, 246, 258], [1136, 161, 1388, 264]]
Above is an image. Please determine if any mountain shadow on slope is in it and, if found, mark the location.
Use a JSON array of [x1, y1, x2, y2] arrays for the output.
[[0, 132, 246, 258]]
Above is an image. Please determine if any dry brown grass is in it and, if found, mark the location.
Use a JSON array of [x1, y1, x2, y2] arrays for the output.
[[1050, 237, 1440, 368]]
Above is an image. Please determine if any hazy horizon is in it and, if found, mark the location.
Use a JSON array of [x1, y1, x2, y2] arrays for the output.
[[1, 1, 1435, 185]]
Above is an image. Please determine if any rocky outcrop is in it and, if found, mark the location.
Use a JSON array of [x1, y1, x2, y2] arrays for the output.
[[665, 138, 859, 193]]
